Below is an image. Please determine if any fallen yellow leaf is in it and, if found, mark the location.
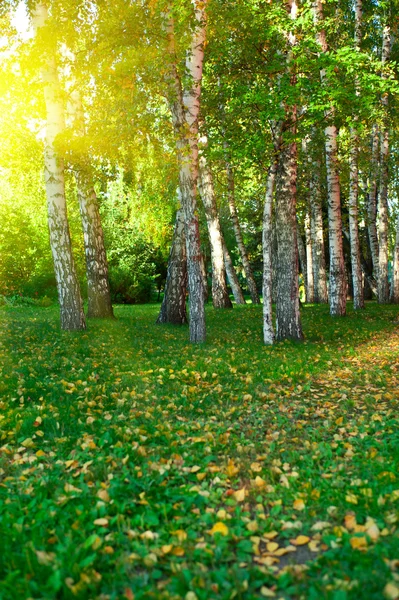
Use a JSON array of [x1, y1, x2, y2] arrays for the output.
[[209, 522, 229, 536], [349, 536, 367, 550], [93, 518, 109, 527], [266, 542, 279, 553], [293, 498, 305, 511], [233, 487, 246, 502], [291, 535, 310, 546]]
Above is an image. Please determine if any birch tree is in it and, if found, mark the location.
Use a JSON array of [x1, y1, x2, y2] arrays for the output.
[[348, 0, 364, 309], [313, 0, 347, 316], [32, 2, 85, 331], [275, 0, 303, 342], [198, 135, 232, 309], [309, 158, 328, 303], [164, 3, 207, 342], [377, 22, 392, 305], [67, 77, 114, 319]]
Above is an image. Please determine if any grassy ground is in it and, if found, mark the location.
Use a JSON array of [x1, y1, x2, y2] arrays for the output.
[[0, 301, 398, 600]]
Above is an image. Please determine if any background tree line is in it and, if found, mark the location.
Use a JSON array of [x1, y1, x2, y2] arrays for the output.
[[0, 0, 398, 342]]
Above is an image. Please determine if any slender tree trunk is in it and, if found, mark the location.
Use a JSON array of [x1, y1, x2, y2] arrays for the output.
[[200, 252, 209, 303], [391, 213, 399, 303], [348, 0, 364, 310], [165, 6, 206, 342], [262, 145, 279, 344], [297, 224, 307, 297], [221, 237, 246, 305], [198, 146, 232, 309], [225, 157, 260, 304], [304, 211, 314, 303], [157, 207, 187, 324], [67, 84, 114, 318], [32, 3, 85, 331], [75, 174, 114, 318], [367, 126, 380, 279], [378, 24, 392, 304], [310, 161, 328, 303], [343, 229, 377, 296], [314, 0, 347, 316]]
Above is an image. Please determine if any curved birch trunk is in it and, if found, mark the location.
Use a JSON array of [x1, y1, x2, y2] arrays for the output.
[[314, 0, 346, 316], [165, 6, 206, 342], [225, 158, 260, 304], [348, 0, 364, 310], [367, 126, 380, 279], [32, 3, 85, 331], [378, 24, 392, 304], [310, 162, 328, 303], [222, 237, 246, 305], [262, 147, 279, 344], [198, 147, 232, 309], [157, 207, 188, 324], [68, 84, 114, 318]]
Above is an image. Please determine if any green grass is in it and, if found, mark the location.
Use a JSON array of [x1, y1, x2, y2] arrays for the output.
[[0, 301, 398, 600]]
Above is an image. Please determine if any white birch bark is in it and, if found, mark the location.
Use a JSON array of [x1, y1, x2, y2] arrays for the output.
[[314, 0, 347, 316], [157, 206, 188, 324], [367, 125, 380, 279], [391, 213, 399, 304], [221, 236, 246, 305], [67, 82, 114, 318], [297, 224, 307, 296], [262, 146, 279, 344], [348, 0, 364, 309], [304, 210, 314, 303], [198, 137, 232, 309], [165, 5, 206, 342], [309, 159, 328, 303], [378, 24, 392, 304], [225, 155, 260, 304], [32, 3, 85, 331]]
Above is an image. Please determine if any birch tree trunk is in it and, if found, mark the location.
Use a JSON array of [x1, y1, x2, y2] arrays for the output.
[[378, 24, 392, 304], [275, 133, 303, 341], [310, 161, 328, 303], [391, 213, 399, 304], [198, 144, 232, 309], [165, 6, 206, 342], [367, 126, 380, 280], [304, 210, 314, 303], [225, 157, 260, 304], [314, 0, 346, 316], [262, 146, 279, 344], [156, 207, 188, 324], [297, 225, 307, 297], [32, 3, 85, 331], [348, 0, 364, 310], [221, 237, 246, 305], [274, 0, 303, 341], [68, 85, 114, 318]]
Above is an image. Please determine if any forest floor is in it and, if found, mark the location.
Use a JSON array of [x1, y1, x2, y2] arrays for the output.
[[0, 301, 398, 600]]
